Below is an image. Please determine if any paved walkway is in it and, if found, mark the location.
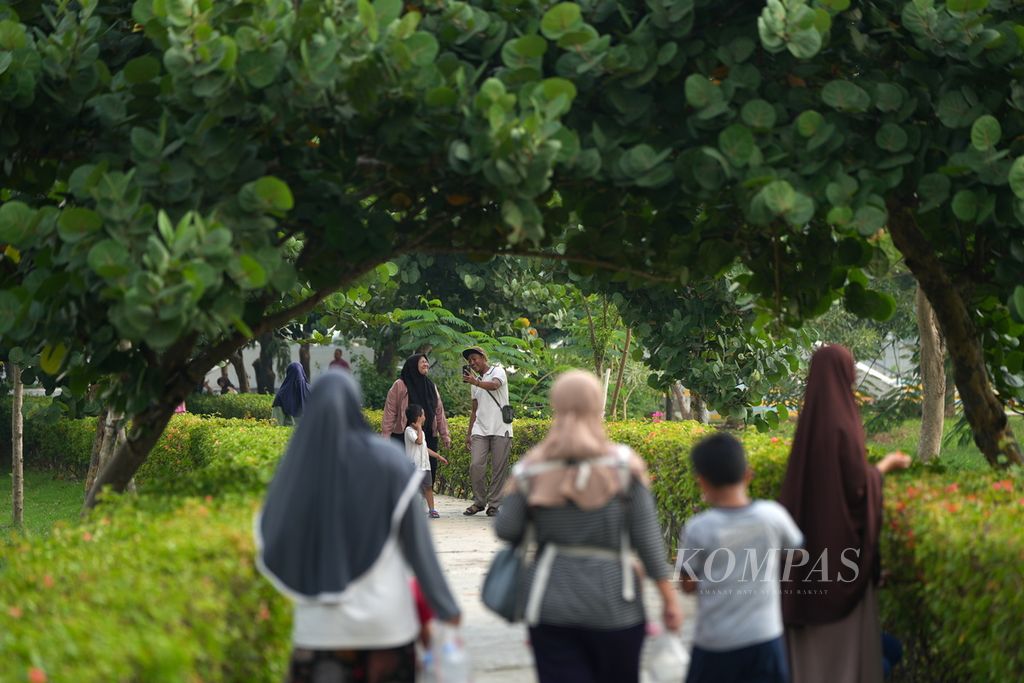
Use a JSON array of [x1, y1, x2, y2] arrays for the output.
[[428, 494, 697, 682]]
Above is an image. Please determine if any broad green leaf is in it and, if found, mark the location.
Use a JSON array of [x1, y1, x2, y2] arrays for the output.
[[57, 208, 103, 242], [404, 32, 439, 66], [0, 291, 20, 334], [685, 74, 714, 108], [761, 180, 796, 214], [875, 123, 908, 152], [970, 115, 1001, 151], [845, 283, 896, 321], [511, 35, 548, 58], [917, 173, 951, 212], [40, 342, 68, 375], [358, 0, 379, 42], [540, 77, 577, 103], [795, 110, 824, 137], [540, 3, 583, 40], [874, 83, 903, 112], [88, 240, 132, 278], [238, 176, 294, 214], [718, 124, 756, 166], [821, 80, 870, 112], [0, 200, 35, 245], [425, 86, 458, 107], [947, 0, 988, 11], [124, 56, 161, 83], [130, 127, 163, 159], [741, 99, 776, 130], [1009, 157, 1024, 199], [1011, 286, 1024, 323], [232, 254, 267, 289], [849, 206, 887, 236], [952, 189, 978, 221]]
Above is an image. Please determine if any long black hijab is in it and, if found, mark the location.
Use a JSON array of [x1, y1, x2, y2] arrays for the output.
[[255, 371, 418, 602], [400, 354, 438, 436]]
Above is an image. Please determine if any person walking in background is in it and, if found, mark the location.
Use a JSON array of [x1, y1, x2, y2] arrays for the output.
[[216, 366, 237, 395], [405, 404, 449, 519], [462, 346, 512, 517], [255, 372, 461, 683], [780, 345, 911, 683], [330, 348, 351, 371], [272, 362, 310, 427], [382, 354, 452, 485], [495, 370, 682, 683], [677, 433, 803, 683]]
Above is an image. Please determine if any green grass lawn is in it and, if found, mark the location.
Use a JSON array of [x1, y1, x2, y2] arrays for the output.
[[0, 469, 83, 538], [866, 416, 1023, 472]]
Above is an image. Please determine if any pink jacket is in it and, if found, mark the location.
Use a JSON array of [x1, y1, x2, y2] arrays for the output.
[[381, 379, 450, 441]]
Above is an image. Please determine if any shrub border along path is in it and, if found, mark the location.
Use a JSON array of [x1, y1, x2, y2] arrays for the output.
[[0, 409, 1021, 681]]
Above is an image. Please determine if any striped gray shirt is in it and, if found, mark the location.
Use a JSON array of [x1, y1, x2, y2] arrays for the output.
[[495, 478, 671, 629]]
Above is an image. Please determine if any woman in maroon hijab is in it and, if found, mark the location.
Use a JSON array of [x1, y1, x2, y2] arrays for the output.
[[779, 345, 910, 683]]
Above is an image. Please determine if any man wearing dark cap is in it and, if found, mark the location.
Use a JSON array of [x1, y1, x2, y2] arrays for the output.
[[461, 346, 512, 517]]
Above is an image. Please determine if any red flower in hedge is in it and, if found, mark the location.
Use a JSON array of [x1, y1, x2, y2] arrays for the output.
[[28, 668, 47, 683], [905, 485, 921, 498], [8, 606, 22, 618], [943, 502, 960, 513], [992, 480, 1014, 492], [945, 483, 959, 494]]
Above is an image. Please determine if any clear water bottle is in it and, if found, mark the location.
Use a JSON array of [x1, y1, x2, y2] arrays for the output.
[[435, 624, 472, 683], [643, 623, 687, 683], [420, 648, 437, 683]]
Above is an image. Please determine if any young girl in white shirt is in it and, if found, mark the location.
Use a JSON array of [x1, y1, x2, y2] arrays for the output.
[[405, 404, 448, 518]]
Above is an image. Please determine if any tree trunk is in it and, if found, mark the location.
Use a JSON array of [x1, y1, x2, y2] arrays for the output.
[[83, 397, 181, 510], [943, 361, 957, 418], [675, 383, 693, 421], [229, 351, 250, 393], [609, 328, 632, 420], [375, 338, 398, 376], [691, 391, 710, 424], [916, 286, 946, 462], [664, 393, 673, 421], [11, 363, 24, 528], [888, 204, 1022, 467], [85, 406, 110, 494], [254, 333, 277, 394], [299, 342, 311, 381]]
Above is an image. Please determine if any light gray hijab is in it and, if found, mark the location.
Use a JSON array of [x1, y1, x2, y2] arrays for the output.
[[255, 371, 418, 602]]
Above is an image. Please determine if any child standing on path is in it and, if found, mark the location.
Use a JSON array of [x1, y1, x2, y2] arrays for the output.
[[676, 433, 804, 683], [406, 404, 448, 518]]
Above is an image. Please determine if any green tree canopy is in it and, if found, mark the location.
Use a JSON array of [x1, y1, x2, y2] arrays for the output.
[[1, 0, 1022, 506]]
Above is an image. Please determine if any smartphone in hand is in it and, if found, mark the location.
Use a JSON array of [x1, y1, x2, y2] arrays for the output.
[[462, 364, 471, 376]]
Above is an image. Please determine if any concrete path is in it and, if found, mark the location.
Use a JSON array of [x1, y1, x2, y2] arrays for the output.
[[427, 494, 697, 683]]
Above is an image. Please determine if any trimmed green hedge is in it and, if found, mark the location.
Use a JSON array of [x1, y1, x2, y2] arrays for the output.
[[0, 495, 290, 682], [186, 394, 276, 420], [880, 471, 1024, 682], [1, 412, 1021, 681]]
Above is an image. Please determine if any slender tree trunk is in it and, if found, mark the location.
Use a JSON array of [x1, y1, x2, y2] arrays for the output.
[[255, 333, 277, 394], [11, 363, 24, 528], [691, 392, 710, 424], [664, 393, 673, 421], [675, 383, 693, 420], [943, 361, 957, 418], [610, 328, 632, 420], [916, 286, 946, 462], [299, 343, 311, 381], [229, 351, 250, 393], [85, 406, 110, 494], [888, 204, 1022, 467], [375, 338, 398, 375]]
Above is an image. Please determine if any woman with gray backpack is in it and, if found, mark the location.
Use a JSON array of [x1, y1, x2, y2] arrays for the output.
[[491, 370, 682, 683]]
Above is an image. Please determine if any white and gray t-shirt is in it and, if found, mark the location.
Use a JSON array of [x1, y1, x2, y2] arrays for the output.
[[471, 365, 512, 438], [676, 500, 803, 651]]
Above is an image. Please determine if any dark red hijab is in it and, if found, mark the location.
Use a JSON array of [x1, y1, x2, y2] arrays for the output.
[[779, 345, 882, 626]]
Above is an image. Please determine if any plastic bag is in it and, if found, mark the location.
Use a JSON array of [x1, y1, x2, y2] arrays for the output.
[[642, 623, 688, 683]]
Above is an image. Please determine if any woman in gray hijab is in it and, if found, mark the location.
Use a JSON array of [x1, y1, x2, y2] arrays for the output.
[[255, 371, 460, 683]]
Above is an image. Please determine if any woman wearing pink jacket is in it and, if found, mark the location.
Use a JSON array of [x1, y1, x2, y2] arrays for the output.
[[382, 354, 452, 484]]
